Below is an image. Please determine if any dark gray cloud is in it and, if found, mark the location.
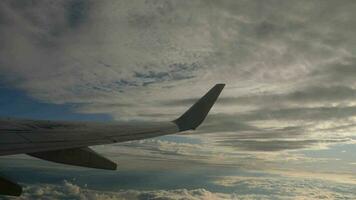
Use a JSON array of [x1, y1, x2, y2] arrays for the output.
[[134, 62, 200, 86], [194, 104, 356, 151], [199, 118, 258, 133], [215, 139, 347, 152], [163, 82, 356, 151], [199, 121, 306, 139], [66, 0, 90, 28], [201, 105, 356, 130], [311, 56, 356, 85], [233, 106, 356, 122], [194, 111, 352, 152], [162, 85, 356, 108]]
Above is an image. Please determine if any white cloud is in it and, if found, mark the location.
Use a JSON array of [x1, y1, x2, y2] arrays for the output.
[[13, 181, 232, 200], [212, 174, 356, 200], [6, 175, 356, 200]]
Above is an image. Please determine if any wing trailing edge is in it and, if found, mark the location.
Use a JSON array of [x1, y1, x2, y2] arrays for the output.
[[0, 148, 116, 196], [174, 83, 225, 131], [0, 176, 22, 196], [28, 147, 117, 170]]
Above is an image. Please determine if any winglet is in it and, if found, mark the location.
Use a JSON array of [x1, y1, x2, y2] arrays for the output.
[[173, 84, 225, 131]]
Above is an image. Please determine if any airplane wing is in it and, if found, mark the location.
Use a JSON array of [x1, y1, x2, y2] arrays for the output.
[[0, 84, 225, 196]]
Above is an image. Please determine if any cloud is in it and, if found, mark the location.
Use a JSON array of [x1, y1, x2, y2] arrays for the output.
[[8, 174, 356, 200], [168, 85, 356, 108], [3, 141, 355, 199], [12, 181, 232, 200], [2, 2, 356, 199], [1, 0, 356, 117], [87, 136, 344, 173], [214, 139, 344, 152], [0, 0, 213, 120], [1, 0, 356, 170], [212, 174, 356, 200]]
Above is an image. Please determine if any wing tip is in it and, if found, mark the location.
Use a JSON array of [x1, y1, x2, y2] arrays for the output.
[[174, 83, 225, 131]]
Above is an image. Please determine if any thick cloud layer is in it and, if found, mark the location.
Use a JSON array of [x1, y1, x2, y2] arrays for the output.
[[5, 177, 355, 200], [1, 0, 355, 153], [9, 181, 230, 200]]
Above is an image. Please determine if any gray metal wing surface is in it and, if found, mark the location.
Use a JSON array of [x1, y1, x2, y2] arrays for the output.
[[0, 84, 225, 196]]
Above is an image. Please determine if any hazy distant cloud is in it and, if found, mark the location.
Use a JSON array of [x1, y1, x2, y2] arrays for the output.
[[212, 174, 356, 199], [219, 85, 356, 106], [88, 136, 345, 173], [223, 106, 356, 122], [215, 139, 348, 152], [311, 56, 356, 85]]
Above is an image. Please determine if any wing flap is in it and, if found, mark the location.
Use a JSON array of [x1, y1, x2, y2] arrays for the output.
[[28, 147, 117, 170], [0, 176, 22, 196]]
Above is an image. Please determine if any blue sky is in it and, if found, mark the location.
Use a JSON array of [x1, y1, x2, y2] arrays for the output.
[[0, 84, 111, 121], [1, 0, 356, 199]]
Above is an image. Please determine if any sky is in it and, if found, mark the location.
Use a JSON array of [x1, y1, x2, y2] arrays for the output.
[[1, 0, 356, 199]]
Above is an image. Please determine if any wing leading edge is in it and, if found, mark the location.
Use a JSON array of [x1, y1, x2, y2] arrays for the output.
[[0, 84, 225, 196]]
